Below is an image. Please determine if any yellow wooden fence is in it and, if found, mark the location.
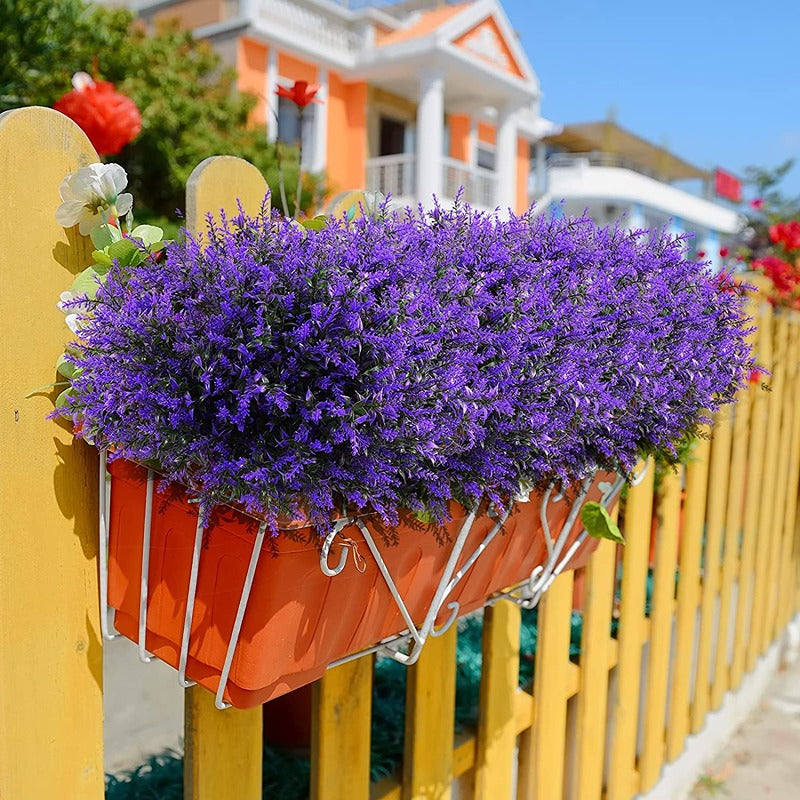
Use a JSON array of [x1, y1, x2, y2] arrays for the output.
[[3, 107, 800, 800]]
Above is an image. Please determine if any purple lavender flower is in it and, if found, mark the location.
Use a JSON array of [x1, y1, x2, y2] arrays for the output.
[[60, 204, 752, 530]]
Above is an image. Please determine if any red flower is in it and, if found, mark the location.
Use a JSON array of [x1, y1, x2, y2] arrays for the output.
[[719, 247, 729, 258], [750, 198, 764, 210], [54, 72, 141, 156], [696, 250, 706, 259], [753, 255, 799, 294], [749, 367, 764, 385], [768, 220, 800, 251], [276, 80, 321, 108]]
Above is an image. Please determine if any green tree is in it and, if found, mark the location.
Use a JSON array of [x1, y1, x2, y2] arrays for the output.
[[741, 159, 800, 258], [0, 0, 321, 218]]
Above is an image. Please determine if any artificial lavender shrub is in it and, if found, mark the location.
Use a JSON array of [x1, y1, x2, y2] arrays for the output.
[[64, 204, 752, 529]]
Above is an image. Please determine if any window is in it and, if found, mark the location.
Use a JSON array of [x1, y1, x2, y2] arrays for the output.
[[477, 143, 495, 171], [277, 94, 316, 167]]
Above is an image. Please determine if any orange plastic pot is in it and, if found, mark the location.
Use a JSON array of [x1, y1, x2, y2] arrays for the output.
[[108, 459, 615, 708]]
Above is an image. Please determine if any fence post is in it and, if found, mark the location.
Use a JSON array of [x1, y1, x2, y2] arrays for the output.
[[183, 155, 267, 800], [0, 107, 104, 798], [607, 458, 655, 800], [310, 656, 374, 800]]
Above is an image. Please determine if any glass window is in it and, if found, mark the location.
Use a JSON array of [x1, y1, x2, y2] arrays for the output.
[[477, 144, 495, 171]]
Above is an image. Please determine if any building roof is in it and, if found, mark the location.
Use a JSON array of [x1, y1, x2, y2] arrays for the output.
[[545, 121, 708, 182], [376, 3, 469, 45]]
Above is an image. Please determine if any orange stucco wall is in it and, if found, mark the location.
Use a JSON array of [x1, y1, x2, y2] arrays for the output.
[[478, 121, 496, 146], [327, 74, 367, 195], [449, 114, 471, 162], [277, 53, 318, 85], [237, 38, 269, 127], [454, 16, 525, 79], [516, 137, 530, 214]]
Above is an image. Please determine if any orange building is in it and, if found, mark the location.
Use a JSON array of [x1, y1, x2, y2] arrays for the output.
[[134, 0, 559, 212]]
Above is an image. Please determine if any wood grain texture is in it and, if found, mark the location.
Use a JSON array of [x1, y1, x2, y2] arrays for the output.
[[667, 433, 711, 759], [311, 656, 373, 800], [183, 155, 267, 800], [607, 460, 655, 800], [573, 537, 617, 800], [403, 625, 458, 800], [640, 468, 682, 789], [0, 107, 104, 799], [731, 303, 772, 687], [474, 601, 521, 800], [692, 410, 732, 731]]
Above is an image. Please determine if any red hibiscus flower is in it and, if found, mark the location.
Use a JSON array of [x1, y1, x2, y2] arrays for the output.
[[276, 80, 321, 108], [696, 250, 706, 259], [719, 247, 729, 258], [768, 220, 800, 251], [753, 255, 798, 294], [749, 198, 764, 210], [54, 72, 141, 156]]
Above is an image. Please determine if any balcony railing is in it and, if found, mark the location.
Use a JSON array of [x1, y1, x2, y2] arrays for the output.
[[442, 157, 497, 208], [366, 155, 497, 207], [366, 154, 416, 199], [256, 0, 366, 52]]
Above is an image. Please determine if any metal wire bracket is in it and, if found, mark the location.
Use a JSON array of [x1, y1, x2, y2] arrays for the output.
[[98, 460, 638, 708]]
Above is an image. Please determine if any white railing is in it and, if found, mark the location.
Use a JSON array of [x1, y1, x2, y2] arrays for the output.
[[366, 155, 498, 208], [366, 154, 416, 199], [258, 0, 365, 52], [442, 157, 497, 208]]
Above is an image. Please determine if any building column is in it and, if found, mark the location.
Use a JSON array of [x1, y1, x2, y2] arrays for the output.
[[310, 68, 328, 174], [495, 104, 518, 211], [468, 116, 478, 167], [533, 141, 547, 198], [628, 202, 645, 230], [266, 48, 278, 144], [416, 69, 444, 204]]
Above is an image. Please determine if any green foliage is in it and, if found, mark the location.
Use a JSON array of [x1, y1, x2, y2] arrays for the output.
[[0, 0, 323, 217], [582, 500, 624, 543], [742, 159, 800, 259]]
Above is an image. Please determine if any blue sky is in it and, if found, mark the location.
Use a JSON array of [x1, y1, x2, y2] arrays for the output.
[[502, 0, 800, 198]]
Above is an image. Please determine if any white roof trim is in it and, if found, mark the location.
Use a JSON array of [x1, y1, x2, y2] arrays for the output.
[[435, 0, 538, 87]]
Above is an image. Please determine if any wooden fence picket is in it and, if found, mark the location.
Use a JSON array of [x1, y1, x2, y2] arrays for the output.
[[640, 469, 682, 790], [5, 108, 800, 800], [311, 656, 374, 800], [606, 459, 655, 800], [731, 302, 773, 687], [0, 107, 105, 800], [183, 155, 268, 800], [691, 409, 733, 731], [666, 433, 711, 759]]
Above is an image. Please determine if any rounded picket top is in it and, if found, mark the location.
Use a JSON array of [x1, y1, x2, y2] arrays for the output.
[[185, 155, 270, 235], [0, 105, 104, 799]]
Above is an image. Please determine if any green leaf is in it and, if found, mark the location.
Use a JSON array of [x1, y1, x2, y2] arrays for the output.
[[70, 266, 103, 299], [130, 224, 164, 247], [90, 224, 122, 249], [301, 215, 328, 231], [92, 250, 113, 267], [581, 501, 624, 543], [25, 381, 70, 398], [69, 266, 102, 299], [56, 353, 77, 379], [55, 386, 75, 409], [107, 238, 143, 267]]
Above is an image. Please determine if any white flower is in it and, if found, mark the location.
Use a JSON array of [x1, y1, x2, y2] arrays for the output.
[[64, 313, 81, 334], [56, 163, 133, 235]]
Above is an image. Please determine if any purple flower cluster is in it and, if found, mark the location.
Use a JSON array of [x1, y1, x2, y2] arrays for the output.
[[63, 204, 752, 529]]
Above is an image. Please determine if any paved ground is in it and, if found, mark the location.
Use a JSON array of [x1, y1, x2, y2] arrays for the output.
[[691, 652, 800, 799], [104, 635, 184, 775]]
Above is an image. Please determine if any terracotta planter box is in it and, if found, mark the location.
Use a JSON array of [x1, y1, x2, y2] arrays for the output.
[[108, 459, 615, 708]]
